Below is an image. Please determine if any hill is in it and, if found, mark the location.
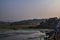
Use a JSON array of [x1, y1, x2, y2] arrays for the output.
[[0, 17, 59, 29], [10, 19, 46, 26]]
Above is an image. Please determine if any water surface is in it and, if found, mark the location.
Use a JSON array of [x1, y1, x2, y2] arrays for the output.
[[0, 29, 52, 40]]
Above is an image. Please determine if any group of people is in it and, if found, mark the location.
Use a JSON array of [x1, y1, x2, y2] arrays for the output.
[[44, 29, 60, 40]]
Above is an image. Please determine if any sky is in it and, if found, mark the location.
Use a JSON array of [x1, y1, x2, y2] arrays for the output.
[[0, 0, 60, 22]]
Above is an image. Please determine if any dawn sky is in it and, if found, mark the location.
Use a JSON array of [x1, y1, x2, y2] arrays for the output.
[[0, 0, 60, 22]]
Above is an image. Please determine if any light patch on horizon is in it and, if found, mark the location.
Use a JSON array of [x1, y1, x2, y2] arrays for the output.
[[48, 0, 60, 17]]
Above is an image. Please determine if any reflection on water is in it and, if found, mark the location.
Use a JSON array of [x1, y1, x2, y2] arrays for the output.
[[0, 29, 52, 40]]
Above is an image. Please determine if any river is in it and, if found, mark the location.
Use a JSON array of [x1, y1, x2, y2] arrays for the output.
[[0, 29, 53, 40]]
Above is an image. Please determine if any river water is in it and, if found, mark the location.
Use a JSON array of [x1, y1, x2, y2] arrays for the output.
[[0, 29, 53, 40]]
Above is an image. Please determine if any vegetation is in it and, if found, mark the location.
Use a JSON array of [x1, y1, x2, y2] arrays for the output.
[[0, 17, 60, 30], [35, 17, 58, 29]]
